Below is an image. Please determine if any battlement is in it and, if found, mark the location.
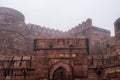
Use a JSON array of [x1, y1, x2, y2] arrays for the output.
[[68, 18, 92, 34]]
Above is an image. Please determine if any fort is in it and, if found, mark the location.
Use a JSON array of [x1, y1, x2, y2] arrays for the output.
[[0, 7, 120, 80]]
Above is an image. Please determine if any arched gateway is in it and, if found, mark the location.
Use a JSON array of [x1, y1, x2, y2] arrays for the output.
[[53, 67, 68, 80], [49, 61, 73, 80]]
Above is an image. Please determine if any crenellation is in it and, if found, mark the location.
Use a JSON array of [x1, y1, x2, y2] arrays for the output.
[[1, 7, 120, 80], [67, 19, 92, 35], [81, 21, 86, 31]]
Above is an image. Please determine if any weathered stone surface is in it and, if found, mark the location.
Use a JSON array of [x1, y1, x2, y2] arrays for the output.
[[1, 7, 120, 80], [34, 37, 88, 80], [0, 55, 34, 80]]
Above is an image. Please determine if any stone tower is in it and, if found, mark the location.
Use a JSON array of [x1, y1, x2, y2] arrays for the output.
[[0, 7, 28, 55], [114, 18, 120, 54]]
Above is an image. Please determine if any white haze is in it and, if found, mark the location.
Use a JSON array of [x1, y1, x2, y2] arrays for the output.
[[0, 0, 120, 35]]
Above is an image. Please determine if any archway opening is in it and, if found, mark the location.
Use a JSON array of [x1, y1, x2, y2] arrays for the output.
[[49, 61, 73, 80], [53, 67, 69, 80]]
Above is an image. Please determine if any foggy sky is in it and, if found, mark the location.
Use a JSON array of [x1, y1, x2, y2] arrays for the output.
[[0, 0, 120, 35]]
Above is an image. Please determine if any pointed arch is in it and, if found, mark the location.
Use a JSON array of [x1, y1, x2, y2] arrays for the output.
[[49, 61, 73, 80]]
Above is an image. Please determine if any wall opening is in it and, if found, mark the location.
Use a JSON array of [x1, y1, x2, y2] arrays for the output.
[[53, 67, 69, 80]]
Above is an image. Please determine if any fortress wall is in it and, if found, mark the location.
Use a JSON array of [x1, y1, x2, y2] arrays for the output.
[[0, 7, 111, 55], [0, 7, 28, 55]]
